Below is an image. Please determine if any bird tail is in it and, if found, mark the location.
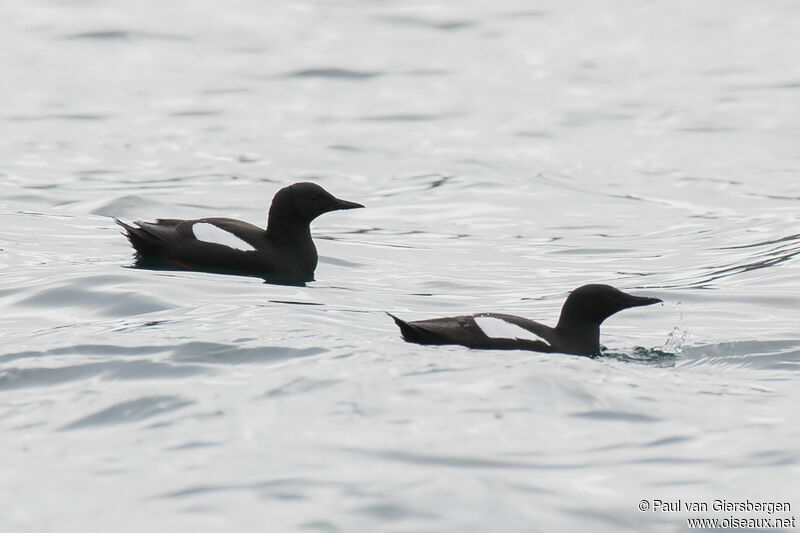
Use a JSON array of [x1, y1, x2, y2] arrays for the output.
[[386, 312, 424, 343], [114, 218, 162, 257]]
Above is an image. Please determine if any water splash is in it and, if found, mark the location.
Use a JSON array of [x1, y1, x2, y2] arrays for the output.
[[599, 346, 677, 367], [662, 301, 687, 355]]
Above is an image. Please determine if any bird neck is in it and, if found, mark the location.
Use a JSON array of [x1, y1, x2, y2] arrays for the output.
[[265, 200, 313, 246], [555, 315, 601, 356]]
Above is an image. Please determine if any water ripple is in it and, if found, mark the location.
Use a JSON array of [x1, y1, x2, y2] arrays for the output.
[[60, 395, 193, 430], [169, 343, 326, 364], [262, 377, 341, 398], [681, 340, 800, 371], [0, 361, 208, 391], [569, 410, 660, 423], [336, 448, 581, 470], [287, 68, 382, 80], [377, 15, 476, 31], [15, 282, 170, 317], [158, 478, 324, 499], [62, 30, 190, 41]]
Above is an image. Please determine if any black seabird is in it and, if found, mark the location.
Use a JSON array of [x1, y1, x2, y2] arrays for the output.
[[389, 284, 662, 356], [116, 182, 363, 283]]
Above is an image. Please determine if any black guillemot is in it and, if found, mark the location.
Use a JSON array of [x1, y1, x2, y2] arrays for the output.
[[116, 182, 363, 283], [389, 284, 662, 356]]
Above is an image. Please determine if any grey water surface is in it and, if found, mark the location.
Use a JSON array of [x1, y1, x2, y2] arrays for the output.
[[2, 1, 799, 532]]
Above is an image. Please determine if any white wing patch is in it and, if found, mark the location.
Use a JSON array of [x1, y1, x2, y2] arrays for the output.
[[474, 315, 549, 344], [191, 223, 255, 252]]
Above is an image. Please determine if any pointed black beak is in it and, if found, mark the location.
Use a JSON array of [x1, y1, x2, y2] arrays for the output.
[[621, 293, 662, 309], [332, 198, 365, 211]]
